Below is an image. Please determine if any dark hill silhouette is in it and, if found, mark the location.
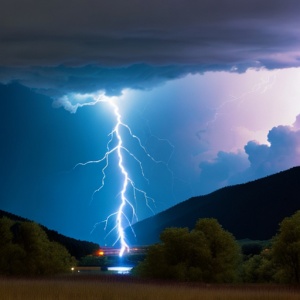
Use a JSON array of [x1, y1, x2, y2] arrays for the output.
[[0, 210, 99, 259], [126, 166, 300, 245]]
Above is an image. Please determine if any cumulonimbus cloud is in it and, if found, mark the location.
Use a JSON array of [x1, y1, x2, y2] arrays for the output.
[[1, 0, 300, 97], [198, 116, 300, 194]]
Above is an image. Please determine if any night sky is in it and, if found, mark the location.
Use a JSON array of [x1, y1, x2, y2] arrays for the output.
[[1, 1, 300, 246]]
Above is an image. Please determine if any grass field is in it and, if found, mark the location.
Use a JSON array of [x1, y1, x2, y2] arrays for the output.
[[0, 275, 299, 300]]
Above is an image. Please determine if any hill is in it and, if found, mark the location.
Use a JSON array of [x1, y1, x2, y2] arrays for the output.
[[0, 210, 99, 259], [126, 166, 300, 245]]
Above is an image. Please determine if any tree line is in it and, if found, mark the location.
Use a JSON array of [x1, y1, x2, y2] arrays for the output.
[[0, 209, 99, 260], [2, 210, 300, 282], [134, 210, 300, 284], [0, 217, 76, 276]]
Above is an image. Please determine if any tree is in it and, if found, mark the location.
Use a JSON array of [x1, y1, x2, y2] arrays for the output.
[[17, 221, 52, 275], [193, 218, 241, 282], [0, 217, 14, 246], [45, 241, 77, 275], [242, 249, 276, 283], [134, 218, 241, 282], [0, 217, 26, 274], [272, 210, 300, 284], [0, 217, 76, 276]]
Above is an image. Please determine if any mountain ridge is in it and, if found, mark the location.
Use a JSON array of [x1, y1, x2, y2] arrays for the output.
[[0, 209, 99, 259], [126, 166, 300, 245]]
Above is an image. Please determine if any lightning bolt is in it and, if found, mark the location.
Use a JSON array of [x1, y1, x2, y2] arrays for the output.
[[197, 69, 279, 138], [73, 93, 172, 257]]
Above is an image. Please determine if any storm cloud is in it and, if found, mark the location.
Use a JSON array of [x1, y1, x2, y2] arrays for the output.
[[198, 116, 300, 194], [1, 0, 300, 96], [246, 124, 300, 176]]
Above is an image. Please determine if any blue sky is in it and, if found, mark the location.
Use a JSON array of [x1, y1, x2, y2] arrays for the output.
[[1, 1, 300, 246]]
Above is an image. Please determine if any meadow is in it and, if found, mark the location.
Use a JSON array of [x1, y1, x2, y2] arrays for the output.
[[0, 275, 299, 300]]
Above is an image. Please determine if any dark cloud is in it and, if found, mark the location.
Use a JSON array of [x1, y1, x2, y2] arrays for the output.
[[244, 141, 269, 171], [245, 125, 300, 177], [293, 114, 300, 129], [1, 0, 300, 95], [198, 117, 300, 194], [265, 125, 300, 169], [1, 0, 299, 66], [0, 64, 234, 98]]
